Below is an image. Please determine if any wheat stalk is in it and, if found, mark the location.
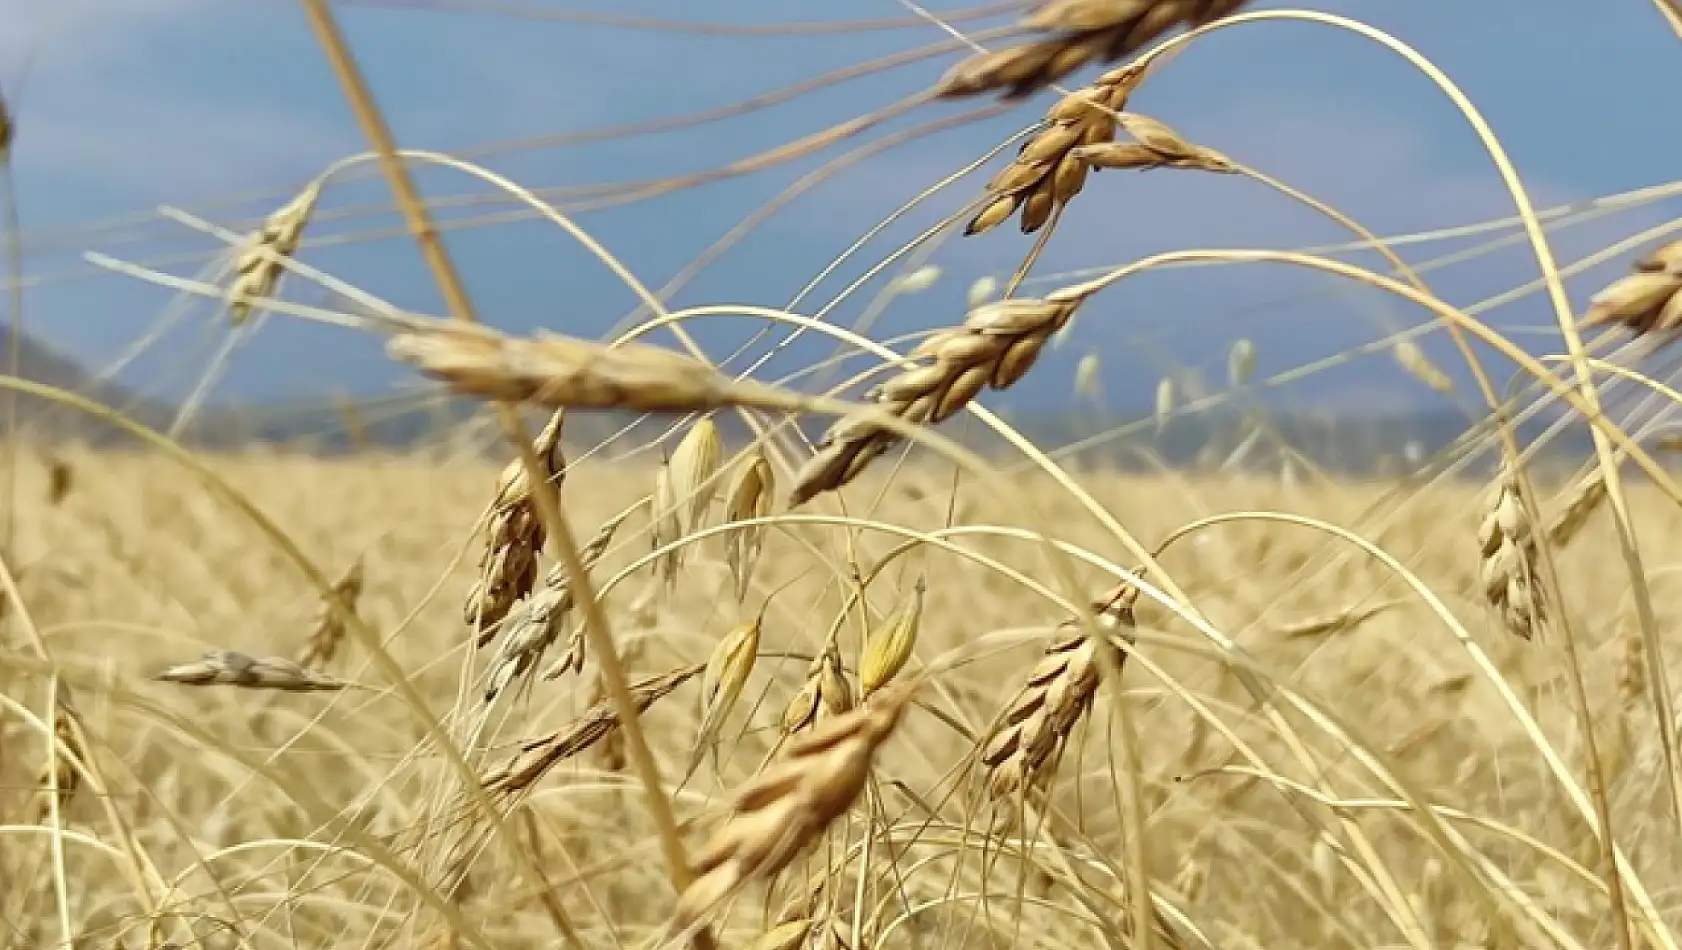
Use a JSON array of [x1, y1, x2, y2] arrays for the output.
[[790, 292, 1090, 506], [964, 62, 1147, 236], [227, 183, 322, 326], [465, 411, 567, 632], [1477, 472, 1544, 641], [937, 0, 1251, 101], [980, 579, 1139, 800], [669, 679, 921, 935], [1582, 239, 1682, 337], [298, 556, 366, 669]]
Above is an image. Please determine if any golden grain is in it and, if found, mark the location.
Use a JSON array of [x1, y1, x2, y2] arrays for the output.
[[464, 411, 567, 632]]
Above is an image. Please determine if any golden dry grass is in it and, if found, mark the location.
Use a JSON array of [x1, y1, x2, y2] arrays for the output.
[[3, 444, 1679, 949]]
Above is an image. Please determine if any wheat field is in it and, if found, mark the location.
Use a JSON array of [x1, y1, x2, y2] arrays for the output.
[[6, 3, 1682, 949], [1, 442, 1678, 950]]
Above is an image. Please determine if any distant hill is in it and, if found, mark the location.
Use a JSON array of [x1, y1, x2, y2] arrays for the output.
[[0, 324, 1617, 477]]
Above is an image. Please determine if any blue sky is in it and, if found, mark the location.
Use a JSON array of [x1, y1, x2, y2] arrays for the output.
[[3, 0, 1681, 419]]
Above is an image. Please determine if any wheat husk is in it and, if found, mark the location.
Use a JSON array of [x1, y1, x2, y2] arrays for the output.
[[464, 411, 567, 632], [860, 579, 925, 696], [228, 183, 321, 326], [936, 0, 1251, 101], [299, 556, 366, 669], [790, 292, 1089, 506], [154, 651, 352, 692], [1583, 239, 1682, 336], [387, 323, 805, 413], [1070, 112, 1235, 175], [723, 449, 774, 603], [1477, 472, 1544, 641], [980, 579, 1139, 800], [670, 680, 920, 934]]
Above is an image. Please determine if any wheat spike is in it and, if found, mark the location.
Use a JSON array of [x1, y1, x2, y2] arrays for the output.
[[790, 292, 1089, 506], [387, 323, 805, 413], [1477, 472, 1544, 641], [299, 556, 366, 669], [964, 62, 1146, 235], [484, 503, 635, 698], [154, 651, 352, 692], [980, 579, 1138, 800], [936, 0, 1251, 101], [481, 664, 700, 799], [228, 183, 321, 326], [1583, 239, 1682, 337], [464, 411, 566, 632], [670, 680, 920, 934]]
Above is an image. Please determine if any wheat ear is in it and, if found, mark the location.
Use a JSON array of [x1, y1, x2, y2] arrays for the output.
[[790, 292, 1090, 506], [1582, 239, 1682, 337], [1477, 471, 1544, 641], [464, 411, 567, 631]]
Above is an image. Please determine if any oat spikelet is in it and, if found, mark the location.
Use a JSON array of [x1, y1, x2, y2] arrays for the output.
[[860, 578, 925, 696], [1583, 239, 1682, 337], [34, 694, 85, 824], [964, 62, 1146, 236], [154, 651, 352, 692], [1546, 471, 1608, 549], [387, 323, 806, 413], [485, 504, 634, 697], [227, 183, 321, 326], [481, 665, 700, 799], [670, 680, 920, 933], [1477, 473, 1544, 641], [299, 556, 366, 669], [937, 0, 1251, 101], [1071, 112, 1236, 175], [652, 419, 723, 585], [980, 580, 1138, 800], [790, 292, 1089, 506], [723, 449, 774, 603], [464, 411, 566, 631], [686, 614, 764, 781], [782, 643, 854, 737]]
